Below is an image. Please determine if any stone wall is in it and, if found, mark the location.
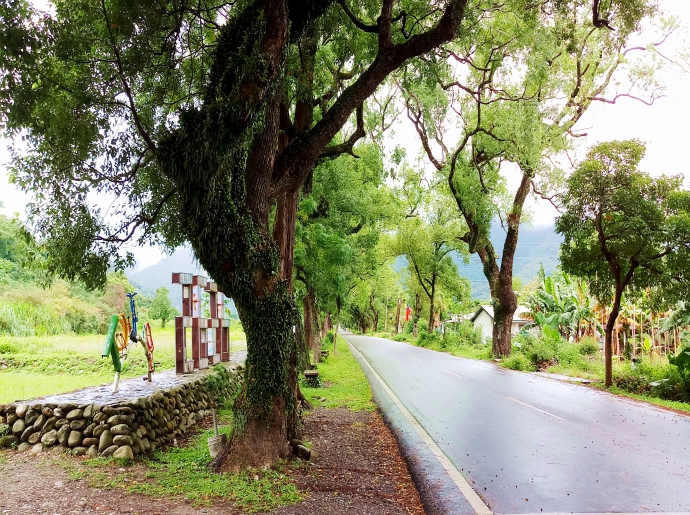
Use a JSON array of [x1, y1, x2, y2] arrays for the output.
[[0, 364, 242, 459]]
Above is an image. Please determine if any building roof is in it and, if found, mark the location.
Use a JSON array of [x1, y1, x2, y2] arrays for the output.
[[470, 305, 531, 324]]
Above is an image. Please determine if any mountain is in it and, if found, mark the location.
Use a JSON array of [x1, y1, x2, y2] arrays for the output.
[[454, 223, 562, 300], [127, 247, 206, 311]]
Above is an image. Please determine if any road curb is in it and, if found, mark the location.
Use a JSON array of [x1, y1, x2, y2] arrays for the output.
[[344, 335, 480, 515]]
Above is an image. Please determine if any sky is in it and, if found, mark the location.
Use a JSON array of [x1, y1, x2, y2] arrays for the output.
[[1, 0, 689, 270]]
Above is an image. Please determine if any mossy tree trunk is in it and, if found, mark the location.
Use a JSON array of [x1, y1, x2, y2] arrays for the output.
[[157, 0, 469, 469]]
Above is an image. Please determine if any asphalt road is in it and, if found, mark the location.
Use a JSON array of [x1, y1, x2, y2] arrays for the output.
[[344, 332, 690, 514]]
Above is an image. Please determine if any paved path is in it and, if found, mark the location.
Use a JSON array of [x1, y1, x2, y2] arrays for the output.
[[28, 350, 246, 406], [345, 333, 690, 514]]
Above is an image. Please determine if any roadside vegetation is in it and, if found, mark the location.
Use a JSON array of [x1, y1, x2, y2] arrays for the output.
[[14, 331, 374, 513], [301, 333, 375, 411]]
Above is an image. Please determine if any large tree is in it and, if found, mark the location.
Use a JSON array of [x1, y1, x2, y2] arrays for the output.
[[397, 0, 673, 356], [0, 0, 472, 468], [557, 140, 690, 387], [394, 189, 470, 333]]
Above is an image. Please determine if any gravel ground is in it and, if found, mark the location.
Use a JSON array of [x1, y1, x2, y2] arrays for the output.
[[0, 407, 425, 515]]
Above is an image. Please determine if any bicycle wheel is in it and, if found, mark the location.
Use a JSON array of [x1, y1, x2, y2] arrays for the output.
[[115, 314, 130, 357], [143, 322, 155, 373]]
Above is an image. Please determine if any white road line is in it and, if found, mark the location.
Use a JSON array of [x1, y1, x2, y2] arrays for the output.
[[440, 368, 462, 379], [505, 395, 565, 421], [345, 338, 492, 515], [393, 349, 401, 353], [411, 356, 421, 362]]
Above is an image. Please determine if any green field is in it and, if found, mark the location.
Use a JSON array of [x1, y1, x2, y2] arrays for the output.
[[0, 322, 246, 403]]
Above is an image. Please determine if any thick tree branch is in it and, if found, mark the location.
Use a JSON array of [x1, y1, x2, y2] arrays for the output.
[[318, 103, 365, 159], [100, 0, 157, 152], [337, 0, 379, 33], [273, 0, 468, 194]]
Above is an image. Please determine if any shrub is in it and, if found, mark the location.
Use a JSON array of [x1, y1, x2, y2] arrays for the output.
[[526, 340, 557, 367], [0, 342, 19, 354], [324, 330, 334, 345], [417, 332, 442, 348], [503, 353, 535, 372], [453, 321, 483, 346], [390, 333, 411, 343], [614, 370, 650, 395], [578, 337, 600, 355]]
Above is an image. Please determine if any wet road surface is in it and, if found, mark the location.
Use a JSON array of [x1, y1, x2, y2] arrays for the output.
[[345, 333, 690, 513]]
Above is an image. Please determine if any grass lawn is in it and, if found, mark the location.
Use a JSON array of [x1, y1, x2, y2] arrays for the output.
[[0, 321, 247, 403], [301, 335, 375, 411], [44, 334, 376, 512], [57, 408, 302, 512]]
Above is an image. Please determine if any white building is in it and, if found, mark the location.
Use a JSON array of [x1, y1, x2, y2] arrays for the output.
[[470, 305, 531, 341]]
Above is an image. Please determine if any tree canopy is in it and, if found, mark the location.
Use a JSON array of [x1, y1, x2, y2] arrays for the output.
[[557, 140, 690, 385]]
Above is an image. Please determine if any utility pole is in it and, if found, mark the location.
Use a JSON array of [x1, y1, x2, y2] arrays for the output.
[[395, 298, 401, 334]]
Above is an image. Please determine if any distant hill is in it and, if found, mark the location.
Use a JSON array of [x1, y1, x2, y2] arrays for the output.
[[454, 223, 561, 300], [127, 247, 206, 311]]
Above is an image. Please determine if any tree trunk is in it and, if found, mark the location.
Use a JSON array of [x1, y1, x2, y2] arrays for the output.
[[369, 294, 379, 332], [394, 298, 401, 334], [333, 298, 341, 356], [604, 294, 622, 387], [427, 280, 436, 334], [303, 289, 321, 364]]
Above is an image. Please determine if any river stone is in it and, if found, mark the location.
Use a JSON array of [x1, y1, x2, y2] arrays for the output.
[[33, 414, 47, 431], [66, 409, 83, 421], [70, 419, 87, 431], [102, 406, 119, 416], [87, 445, 98, 458], [17, 442, 30, 452], [41, 417, 57, 435], [98, 430, 113, 453], [50, 446, 67, 455], [72, 446, 88, 456], [113, 445, 134, 460], [110, 424, 130, 436], [30, 443, 44, 454], [117, 406, 133, 414], [93, 425, 107, 438], [83, 404, 95, 420], [93, 412, 108, 423], [3, 404, 16, 414], [24, 410, 39, 426], [41, 430, 57, 446], [11, 419, 25, 435], [100, 445, 119, 457], [20, 426, 34, 442], [83, 423, 96, 437], [107, 414, 130, 426], [113, 435, 132, 447], [42, 407, 53, 417], [68, 430, 82, 448], [56, 424, 70, 446], [138, 425, 146, 437], [53, 408, 65, 418], [0, 435, 17, 447], [82, 437, 98, 447], [28, 432, 41, 445], [0, 424, 8, 436], [15, 404, 29, 419], [56, 418, 70, 428], [58, 403, 76, 412], [7, 413, 17, 425], [141, 438, 150, 452]]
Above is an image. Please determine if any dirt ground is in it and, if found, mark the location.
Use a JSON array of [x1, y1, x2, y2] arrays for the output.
[[0, 407, 425, 515]]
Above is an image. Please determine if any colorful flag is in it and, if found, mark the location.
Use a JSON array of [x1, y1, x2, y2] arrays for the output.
[[405, 303, 411, 322]]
